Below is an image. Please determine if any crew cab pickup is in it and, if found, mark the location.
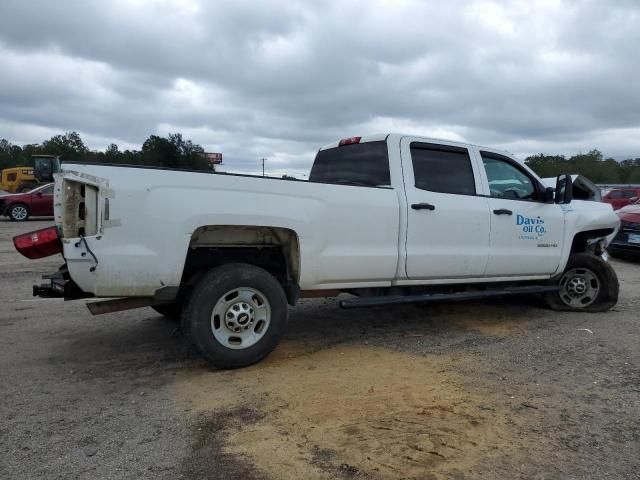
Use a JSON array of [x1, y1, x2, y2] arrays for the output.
[[15, 134, 621, 368]]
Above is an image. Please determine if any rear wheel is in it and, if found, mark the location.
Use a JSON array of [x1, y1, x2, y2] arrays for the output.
[[544, 253, 618, 312], [8, 203, 29, 221], [183, 263, 288, 369]]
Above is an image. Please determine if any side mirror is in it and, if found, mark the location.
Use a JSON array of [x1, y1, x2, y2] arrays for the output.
[[36, 192, 43, 197], [555, 174, 573, 204], [543, 187, 555, 203]]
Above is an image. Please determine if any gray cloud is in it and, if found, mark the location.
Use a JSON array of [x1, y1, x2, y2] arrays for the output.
[[1, 0, 639, 176]]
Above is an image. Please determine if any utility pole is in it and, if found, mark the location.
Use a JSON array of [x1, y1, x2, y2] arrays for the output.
[[261, 157, 266, 177]]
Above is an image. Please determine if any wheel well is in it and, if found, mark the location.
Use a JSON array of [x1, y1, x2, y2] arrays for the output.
[[570, 228, 614, 253], [180, 226, 301, 304], [8, 202, 30, 213]]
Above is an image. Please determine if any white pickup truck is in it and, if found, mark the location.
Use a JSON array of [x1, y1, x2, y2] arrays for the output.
[[15, 133, 620, 368]]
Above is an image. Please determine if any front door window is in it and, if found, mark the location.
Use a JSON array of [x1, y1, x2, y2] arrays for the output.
[[482, 156, 536, 201]]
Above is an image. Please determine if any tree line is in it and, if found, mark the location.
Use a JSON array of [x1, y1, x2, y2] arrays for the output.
[[0, 132, 211, 172], [524, 149, 640, 184]]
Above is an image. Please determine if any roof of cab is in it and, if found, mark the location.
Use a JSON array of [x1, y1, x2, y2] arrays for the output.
[[318, 133, 515, 159]]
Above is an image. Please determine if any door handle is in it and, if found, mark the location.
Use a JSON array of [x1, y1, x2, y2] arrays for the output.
[[411, 203, 435, 211], [493, 208, 513, 215]]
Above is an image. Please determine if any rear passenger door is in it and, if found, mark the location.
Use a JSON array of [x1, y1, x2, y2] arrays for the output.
[[400, 138, 491, 279]]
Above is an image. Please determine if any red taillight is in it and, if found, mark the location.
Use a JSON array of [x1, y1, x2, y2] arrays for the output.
[[338, 136, 361, 146], [13, 227, 62, 259]]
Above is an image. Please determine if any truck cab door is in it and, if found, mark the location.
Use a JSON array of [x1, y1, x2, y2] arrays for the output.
[[476, 149, 565, 276], [400, 138, 491, 279]]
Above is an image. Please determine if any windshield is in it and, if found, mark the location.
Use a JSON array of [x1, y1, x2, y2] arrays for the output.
[[27, 183, 53, 194]]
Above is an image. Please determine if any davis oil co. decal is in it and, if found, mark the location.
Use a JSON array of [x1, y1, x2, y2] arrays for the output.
[[516, 214, 547, 241]]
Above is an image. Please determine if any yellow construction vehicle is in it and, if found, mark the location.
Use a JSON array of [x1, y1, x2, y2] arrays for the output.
[[0, 155, 61, 193]]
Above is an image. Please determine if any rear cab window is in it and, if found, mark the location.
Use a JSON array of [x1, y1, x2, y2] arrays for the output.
[[309, 141, 391, 187]]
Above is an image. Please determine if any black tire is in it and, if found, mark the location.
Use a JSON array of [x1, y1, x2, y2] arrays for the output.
[[151, 302, 182, 321], [183, 263, 288, 369], [544, 253, 618, 312], [8, 203, 30, 221]]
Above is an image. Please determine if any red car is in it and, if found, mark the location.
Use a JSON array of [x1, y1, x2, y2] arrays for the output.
[[0, 183, 54, 221], [609, 199, 640, 259], [602, 188, 640, 210]]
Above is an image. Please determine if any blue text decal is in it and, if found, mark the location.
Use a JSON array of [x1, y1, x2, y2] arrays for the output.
[[516, 214, 546, 240]]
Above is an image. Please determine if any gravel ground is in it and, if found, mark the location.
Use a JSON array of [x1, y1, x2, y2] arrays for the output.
[[1, 218, 639, 480]]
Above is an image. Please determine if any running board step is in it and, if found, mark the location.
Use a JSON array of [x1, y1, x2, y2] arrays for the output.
[[339, 285, 560, 310], [86, 297, 157, 315]]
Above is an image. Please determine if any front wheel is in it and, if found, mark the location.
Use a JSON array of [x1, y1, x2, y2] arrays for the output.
[[183, 263, 288, 369], [544, 253, 619, 312], [8, 204, 29, 221]]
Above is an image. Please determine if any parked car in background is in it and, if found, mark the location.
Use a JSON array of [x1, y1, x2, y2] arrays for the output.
[[0, 183, 54, 221], [609, 201, 640, 259], [602, 188, 640, 210]]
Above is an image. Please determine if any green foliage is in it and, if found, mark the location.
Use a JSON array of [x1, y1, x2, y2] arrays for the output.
[[0, 131, 212, 172], [41, 132, 88, 160], [525, 149, 640, 184]]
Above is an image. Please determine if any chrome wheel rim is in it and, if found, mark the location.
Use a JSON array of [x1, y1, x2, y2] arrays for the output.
[[12, 206, 28, 220], [211, 287, 271, 350], [559, 268, 600, 308]]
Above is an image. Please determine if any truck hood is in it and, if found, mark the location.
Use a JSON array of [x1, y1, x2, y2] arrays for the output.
[[566, 198, 620, 247]]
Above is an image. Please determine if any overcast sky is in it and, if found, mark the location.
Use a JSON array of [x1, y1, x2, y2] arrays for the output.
[[1, 0, 639, 176]]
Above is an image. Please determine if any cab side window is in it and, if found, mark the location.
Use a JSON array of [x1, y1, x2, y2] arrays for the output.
[[410, 143, 476, 195], [42, 185, 54, 195], [481, 153, 536, 201]]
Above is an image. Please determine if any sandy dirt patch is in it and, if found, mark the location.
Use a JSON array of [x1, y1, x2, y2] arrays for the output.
[[173, 343, 513, 479]]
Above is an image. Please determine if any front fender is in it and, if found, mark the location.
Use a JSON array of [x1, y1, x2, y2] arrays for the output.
[[554, 201, 620, 276]]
